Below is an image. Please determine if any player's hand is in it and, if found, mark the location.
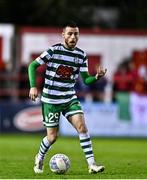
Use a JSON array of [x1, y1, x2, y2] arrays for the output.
[[95, 66, 107, 80], [29, 87, 38, 101]]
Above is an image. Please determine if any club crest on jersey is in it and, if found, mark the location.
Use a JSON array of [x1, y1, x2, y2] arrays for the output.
[[56, 65, 73, 79], [74, 56, 79, 64]]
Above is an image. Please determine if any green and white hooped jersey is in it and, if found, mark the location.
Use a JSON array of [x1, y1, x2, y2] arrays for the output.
[[36, 43, 88, 104]]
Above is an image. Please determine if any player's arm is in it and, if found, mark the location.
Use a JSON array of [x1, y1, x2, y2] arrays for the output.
[[28, 60, 40, 101], [28, 47, 53, 101], [81, 66, 107, 85]]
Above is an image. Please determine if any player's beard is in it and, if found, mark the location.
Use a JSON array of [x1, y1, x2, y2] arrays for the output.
[[65, 39, 77, 50]]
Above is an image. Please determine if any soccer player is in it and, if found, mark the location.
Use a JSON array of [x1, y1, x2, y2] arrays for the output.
[[28, 21, 107, 174]]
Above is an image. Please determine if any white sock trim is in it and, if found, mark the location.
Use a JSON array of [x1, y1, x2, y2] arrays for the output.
[[43, 136, 50, 147], [79, 133, 90, 139], [37, 136, 51, 160]]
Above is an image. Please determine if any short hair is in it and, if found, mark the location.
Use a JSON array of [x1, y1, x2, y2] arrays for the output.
[[63, 20, 78, 29]]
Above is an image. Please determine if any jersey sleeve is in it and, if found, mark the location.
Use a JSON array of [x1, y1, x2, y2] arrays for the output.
[[35, 47, 54, 65], [80, 53, 97, 85], [80, 71, 97, 85], [80, 53, 88, 73], [28, 60, 40, 87]]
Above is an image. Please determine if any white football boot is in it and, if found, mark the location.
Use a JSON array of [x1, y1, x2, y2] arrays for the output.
[[33, 154, 44, 173], [88, 163, 105, 174]]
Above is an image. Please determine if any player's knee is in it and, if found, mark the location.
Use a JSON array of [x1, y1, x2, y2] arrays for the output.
[[77, 124, 87, 134]]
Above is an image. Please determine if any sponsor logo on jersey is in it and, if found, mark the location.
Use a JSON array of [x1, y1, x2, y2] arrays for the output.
[[56, 65, 73, 79]]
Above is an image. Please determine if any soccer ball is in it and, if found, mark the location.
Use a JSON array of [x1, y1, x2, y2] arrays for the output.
[[49, 153, 71, 174]]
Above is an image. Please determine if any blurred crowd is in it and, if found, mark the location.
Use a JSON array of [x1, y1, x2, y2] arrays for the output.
[[112, 50, 147, 100], [0, 50, 147, 103], [112, 50, 147, 124]]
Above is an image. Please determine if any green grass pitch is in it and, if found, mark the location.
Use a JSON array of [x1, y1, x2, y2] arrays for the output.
[[0, 134, 147, 179]]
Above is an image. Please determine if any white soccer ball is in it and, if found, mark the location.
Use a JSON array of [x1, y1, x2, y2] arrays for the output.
[[49, 153, 71, 174]]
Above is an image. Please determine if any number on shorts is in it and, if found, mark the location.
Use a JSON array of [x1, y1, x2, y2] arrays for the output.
[[47, 112, 59, 123]]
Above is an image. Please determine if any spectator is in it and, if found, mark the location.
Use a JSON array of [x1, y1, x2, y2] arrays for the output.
[[112, 60, 135, 101], [88, 77, 107, 102], [18, 65, 30, 100], [112, 60, 135, 120]]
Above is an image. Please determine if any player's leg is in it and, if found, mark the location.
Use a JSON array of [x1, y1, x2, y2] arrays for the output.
[[37, 127, 59, 162], [34, 127, 58, 173], [34, 103, 60, 173], [68, 113, 105, 173], [63, 100, 104, 173]]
